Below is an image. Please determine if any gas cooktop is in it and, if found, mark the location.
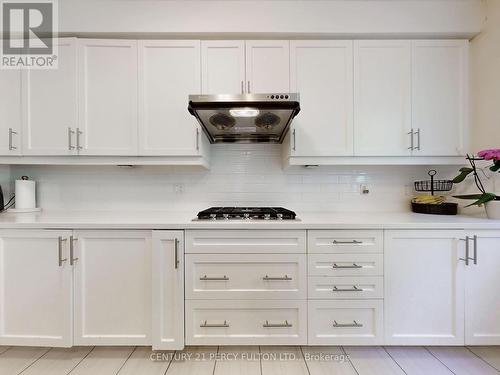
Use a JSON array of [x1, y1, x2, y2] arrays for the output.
[[196, 207, 297, 220]]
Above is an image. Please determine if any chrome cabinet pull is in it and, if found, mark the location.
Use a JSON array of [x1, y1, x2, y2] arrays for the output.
[[332, 286, 363, 292], [76, 128, 83, 150], [333, 240, 363, 245], [8, 128, 17, 150], [58, 237, 67, 267], [292, 129, 296, 151], [332, 263, 362, 269], [241, 81, 244, 94], [200, 320, 229, 328], [333, 320, 363, 328], [200, 275, 229, 281], [473, 235, 478, 265], [68, 127, 75, 150], [247, 81, 251, 94], [263, 320, 292, 328], [408, 129, 414, 150], [69, 236, 78, 265], [415, 128, 421, 151], [263, 275, 292, 281], [174, 238, 179, 269], [460, 236, 471, 266], [196, 128, 200, 151]]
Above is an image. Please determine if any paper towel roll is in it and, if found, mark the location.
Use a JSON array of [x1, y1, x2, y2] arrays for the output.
[[15, 178, 36, 209]]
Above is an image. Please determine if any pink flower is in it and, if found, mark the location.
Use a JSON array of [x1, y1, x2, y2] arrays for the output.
[[478, 149, 500, 160]]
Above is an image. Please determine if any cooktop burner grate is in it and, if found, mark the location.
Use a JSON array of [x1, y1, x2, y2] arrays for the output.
[[197, 207, 297, 220]]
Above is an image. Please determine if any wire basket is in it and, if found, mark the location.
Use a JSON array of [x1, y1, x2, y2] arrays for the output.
[[414, 170, 453, 195]]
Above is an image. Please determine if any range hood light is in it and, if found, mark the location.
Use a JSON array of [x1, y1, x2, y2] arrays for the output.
[[229, 108, 260, 118]]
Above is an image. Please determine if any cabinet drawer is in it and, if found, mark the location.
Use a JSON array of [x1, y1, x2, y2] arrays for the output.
[[308, 276, 383, 299], [186, 230, 306, 254], [309, 254, 383, 276], [186, 300, 307, 345], [308, 300, 383, 345], [308, 230, 383, 253], [186, 254, 306, 300]]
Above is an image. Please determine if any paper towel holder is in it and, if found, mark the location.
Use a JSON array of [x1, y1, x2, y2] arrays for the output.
[[8, 176, 42, 213]]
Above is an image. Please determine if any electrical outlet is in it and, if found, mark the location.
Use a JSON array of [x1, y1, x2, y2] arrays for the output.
[[173, 183, 184, 194], [360, 184, 370, 195]]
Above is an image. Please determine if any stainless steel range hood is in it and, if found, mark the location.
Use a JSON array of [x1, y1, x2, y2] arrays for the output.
[[188, 93, 300, 144]]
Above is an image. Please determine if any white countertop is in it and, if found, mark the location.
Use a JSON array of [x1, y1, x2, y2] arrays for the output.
[[0, 210, 499, 230]]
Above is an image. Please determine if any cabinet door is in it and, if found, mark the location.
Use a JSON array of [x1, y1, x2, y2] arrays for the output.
[[354, 40, 411, 156], [245, 40, 289, 93], [139, 40, 205, 156], [0, 230, 73, 347], [412, 40, 468, 156], [0, 68, 22, 155], [152, 231, 184, 350], [22, 38, 78, 155], [465, 231, 500, 345], [201, 40, 245, 95], [385, 230, 465, 345], [73, 230, 152, 345], [78, 39, 138, 155], [290, 40, 353, 156]]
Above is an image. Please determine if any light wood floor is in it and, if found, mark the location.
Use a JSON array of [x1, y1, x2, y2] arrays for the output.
[[0, 346, 498, 375]]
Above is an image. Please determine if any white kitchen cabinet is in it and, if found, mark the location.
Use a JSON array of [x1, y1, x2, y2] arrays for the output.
[[384, 230, 465, 345], [465, 231, 500, 345], [245, 40, 290, 93], [289, 40, 354, 156], [22, 38, 78, 156], [201, 40, 246, 95], [73, 230, 152, 345], [0, 68, 22, 155], [411, 40, 468, 156], [354, 40, 412, 156], [78, 39, 138, 155], [0, 230, 73, 347], [152, 231, 184, 350], [138, 40, 208, 156]]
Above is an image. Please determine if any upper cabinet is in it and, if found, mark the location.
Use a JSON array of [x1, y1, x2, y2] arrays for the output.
[[22, 38, 78, 156], [354, 40, 412, 156], [201, 41, 246, 95], [0, 69, 22, 155], [412, 40, 468, 156], [78, 39, 138, 156], [289, 40, 353, 157], [139, 40, 207, 156]]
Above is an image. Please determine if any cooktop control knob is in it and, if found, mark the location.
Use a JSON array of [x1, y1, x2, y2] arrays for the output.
[[210, 213, 217, 220], [223, 214, 229, 220], [264, 214, 271, 220], [244, 213, 250, 219], [277, 213, 283, 220]]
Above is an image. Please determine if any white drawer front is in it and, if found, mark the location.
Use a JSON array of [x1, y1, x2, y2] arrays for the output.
[[308, 276, 383, 299], [308, 230, 383, 253], [309, 254, 383, 276], [186, 300, 307, 345], [186, 254, 306, 300], [308, 300, 383, 345], [186, 230, 306, 254]]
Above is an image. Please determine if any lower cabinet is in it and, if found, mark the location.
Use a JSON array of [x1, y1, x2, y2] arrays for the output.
[[0, 230, 73, 347]]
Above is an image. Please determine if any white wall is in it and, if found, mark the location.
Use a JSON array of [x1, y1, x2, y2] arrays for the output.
[[11, 144, 471, 214], [471, 0, 500, 150], [59, 0, 484, 37]]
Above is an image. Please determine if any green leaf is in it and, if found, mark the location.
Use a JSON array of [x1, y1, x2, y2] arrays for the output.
[[490, 161, 500, 172], [452, 167, 474, 183], [453, 194, 484, 200], [464, 193, 497, 207]]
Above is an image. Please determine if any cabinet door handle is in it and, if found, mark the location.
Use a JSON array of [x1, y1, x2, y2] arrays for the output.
[[292, 129, 296, 151], [58, 237, 67, 267], [332, 286, 363, 292], [76, 128, 83, 150], [247, 81, 251, 94], [174, 238, 179, 269], [408, 129, 414, 150], [68, 127, 75, 150], [196, 128, 200, 151], [332, 263, 362, 269], [332, 240, 363, 245], [333, 320, 363, 328], [200, 320, 229, 328], [415, 128, 421, 151], [241, 81, 244, 94], [473, 235, 478, 265], [200, 275, 229, 281], [8, 128, 17, 150], [263, 320, 292, 328], [69, 236, 79, 265], [263, 275, 292, 281], [459, 236, 471, 266]]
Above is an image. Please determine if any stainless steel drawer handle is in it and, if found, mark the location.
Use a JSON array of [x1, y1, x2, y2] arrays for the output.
[[333, 320, 363, 328], [332, 263, 362, 269], [333, 240, 363, 245], [332, 286, 363, 292], [9, 128, 17, 150], [263, 320, 292, 328], [58, 237, 67, 267], [200, 275, 229, 281], [200, 320, 229, 328], [263, 275, 292, 281]]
